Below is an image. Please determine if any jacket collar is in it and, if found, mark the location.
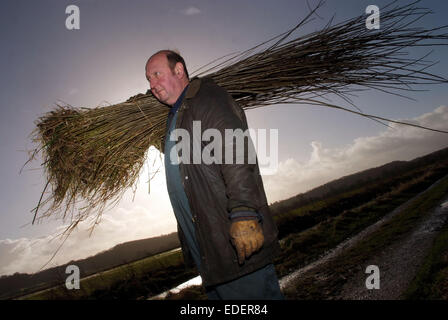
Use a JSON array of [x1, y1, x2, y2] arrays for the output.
[[185, 77, 202, 99]]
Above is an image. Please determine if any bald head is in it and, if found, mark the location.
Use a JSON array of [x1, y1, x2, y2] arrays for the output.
[[146, 50, 190, 80], [145, 51, 189, 106]]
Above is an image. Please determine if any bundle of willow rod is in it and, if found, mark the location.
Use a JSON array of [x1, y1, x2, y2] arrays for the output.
[[30, 99, 167, 231], [29, 0, 448, 233]]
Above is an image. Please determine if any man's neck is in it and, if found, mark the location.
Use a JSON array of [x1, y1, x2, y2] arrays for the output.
[[170, 83, 190, 115], [170, 81, 190, 107]]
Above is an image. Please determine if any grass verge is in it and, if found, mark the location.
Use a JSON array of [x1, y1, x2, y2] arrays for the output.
[[20, 248, 197, 300], [402, 218, 448, 300]]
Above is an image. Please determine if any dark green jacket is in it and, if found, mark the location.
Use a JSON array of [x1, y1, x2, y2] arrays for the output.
[[163, 77, 280, 287]]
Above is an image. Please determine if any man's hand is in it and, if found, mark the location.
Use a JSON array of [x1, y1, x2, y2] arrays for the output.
[[230, 220, 264, 265]]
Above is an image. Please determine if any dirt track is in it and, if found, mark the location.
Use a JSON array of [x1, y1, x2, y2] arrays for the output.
[[279, 177, 448, 300], [338, 196, 448, 299]]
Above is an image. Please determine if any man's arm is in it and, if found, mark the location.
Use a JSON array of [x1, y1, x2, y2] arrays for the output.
[[200, 84, 265, 264]]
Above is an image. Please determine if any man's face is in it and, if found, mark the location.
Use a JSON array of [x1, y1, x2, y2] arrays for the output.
[[146, 53, 182, 106]]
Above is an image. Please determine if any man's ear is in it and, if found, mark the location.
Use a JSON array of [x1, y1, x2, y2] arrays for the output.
[[174, 62, 184, 78]]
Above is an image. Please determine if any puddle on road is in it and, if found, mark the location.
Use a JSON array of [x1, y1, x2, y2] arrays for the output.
[[149, 275, 202, 300]]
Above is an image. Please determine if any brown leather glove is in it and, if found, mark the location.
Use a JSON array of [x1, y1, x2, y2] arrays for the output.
[[230, 219, 264, 265]]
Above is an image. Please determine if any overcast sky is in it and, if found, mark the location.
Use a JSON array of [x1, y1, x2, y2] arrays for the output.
[[1, 0, 448, 276]]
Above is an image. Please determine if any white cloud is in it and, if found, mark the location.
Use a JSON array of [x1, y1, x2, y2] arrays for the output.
[[182, 6, 201, 16], [262, 105, 448, 203], [0, 204, 177, 276]]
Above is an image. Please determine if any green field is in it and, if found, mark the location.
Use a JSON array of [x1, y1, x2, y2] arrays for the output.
[[20, 248, 196, 300]]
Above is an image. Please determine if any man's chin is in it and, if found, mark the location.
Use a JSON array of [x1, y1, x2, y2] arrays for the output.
[[155, 96, 171, 106], [163, 98, 176, 106]]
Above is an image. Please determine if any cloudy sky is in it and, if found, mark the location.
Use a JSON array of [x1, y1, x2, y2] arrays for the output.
[[1, 0, 448, 276]]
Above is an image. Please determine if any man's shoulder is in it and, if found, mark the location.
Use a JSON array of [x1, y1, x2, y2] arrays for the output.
[[185, 76, 244, 122], [187, 77, 229, 100]]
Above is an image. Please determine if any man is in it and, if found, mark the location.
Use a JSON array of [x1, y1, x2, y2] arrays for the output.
[[145, 50, 283, 300]]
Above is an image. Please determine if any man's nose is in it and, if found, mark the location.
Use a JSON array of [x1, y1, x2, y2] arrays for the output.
[[149, 77, 158, 90]]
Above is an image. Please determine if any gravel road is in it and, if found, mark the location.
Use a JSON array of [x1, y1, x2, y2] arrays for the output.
[[338, 196, 448, 299], [280, 176, 448, 300]]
